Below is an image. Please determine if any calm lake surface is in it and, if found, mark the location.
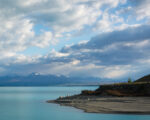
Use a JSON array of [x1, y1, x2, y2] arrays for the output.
[[0, 86, 150, 120]]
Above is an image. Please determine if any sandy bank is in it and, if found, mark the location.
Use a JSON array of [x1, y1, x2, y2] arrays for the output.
[[47, 95, 150, 114]]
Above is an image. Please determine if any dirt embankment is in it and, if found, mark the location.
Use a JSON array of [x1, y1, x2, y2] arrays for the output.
[[81, 82, 150, 97]]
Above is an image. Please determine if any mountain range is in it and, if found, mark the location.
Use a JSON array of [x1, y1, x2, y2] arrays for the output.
[[0, 73, 102, 86]]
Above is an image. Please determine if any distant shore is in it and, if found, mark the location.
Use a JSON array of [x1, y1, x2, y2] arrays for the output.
[[47, 95, 150, 114]]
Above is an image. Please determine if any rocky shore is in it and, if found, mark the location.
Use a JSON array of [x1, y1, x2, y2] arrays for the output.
[[47, 95, 150, 114], [47, 82, 150, 114]]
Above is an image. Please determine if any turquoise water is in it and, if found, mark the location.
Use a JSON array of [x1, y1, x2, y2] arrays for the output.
[[0, 86, 150, 120]]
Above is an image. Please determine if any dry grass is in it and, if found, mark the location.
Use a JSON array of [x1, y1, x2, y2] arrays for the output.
[[101, 82, 150, 86], [105, 90, 126, 97]]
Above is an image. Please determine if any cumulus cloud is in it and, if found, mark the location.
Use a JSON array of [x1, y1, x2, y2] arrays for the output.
[[2, 24, 150, 80], [61, 25, 150, 64], [0, 0, 137, 58], [0, 0, 101, 32], [51, 24, 150, 78], [131, 0, 150, 20], [0, 0, 126, 59], [0, 0, 150, 81], [0, 17, 53, 59]]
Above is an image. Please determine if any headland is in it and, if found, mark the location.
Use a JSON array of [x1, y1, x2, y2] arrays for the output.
[[47, 75, 150, 114]]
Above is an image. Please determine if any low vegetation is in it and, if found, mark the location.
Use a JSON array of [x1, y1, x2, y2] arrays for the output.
[[81, 75, 150, 97]]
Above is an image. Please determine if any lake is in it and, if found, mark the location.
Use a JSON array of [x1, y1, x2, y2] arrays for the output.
[[0, 86, 150, 120]]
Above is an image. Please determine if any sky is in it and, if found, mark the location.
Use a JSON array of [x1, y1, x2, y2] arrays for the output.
[[0, 0, 150, 81]]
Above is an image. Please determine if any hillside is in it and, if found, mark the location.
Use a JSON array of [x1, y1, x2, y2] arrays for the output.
[[81, 74, 150, 97], [135, 74, 150, 82]]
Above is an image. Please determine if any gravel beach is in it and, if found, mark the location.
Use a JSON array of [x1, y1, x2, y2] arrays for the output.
[[47, 95, 150, 114]]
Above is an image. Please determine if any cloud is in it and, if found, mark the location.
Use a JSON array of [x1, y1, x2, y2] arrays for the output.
[[0, 0, 101, 32], [93, 12, 125, 32], [116, 0, 150, 22], [0, 0, 126, 59], [0, 0, 141, 58], [131, 0, 150, 20], [1, 24, 150, 80], [0, 17, 53, 59], [61, 24, 150, 65], [0, 0, 150, 81], [55, 24, 150, 78], [31, 31, 53, 48]]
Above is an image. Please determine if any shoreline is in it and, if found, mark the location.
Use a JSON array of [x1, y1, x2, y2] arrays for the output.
[[47, 95, 150, 114]]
